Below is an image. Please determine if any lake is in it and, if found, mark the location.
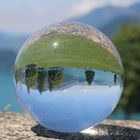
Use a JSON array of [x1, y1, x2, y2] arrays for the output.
[[0, 70, 22, 112]]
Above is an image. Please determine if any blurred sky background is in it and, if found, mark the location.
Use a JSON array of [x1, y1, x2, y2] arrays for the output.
[[0, 0, 140, 120], [0, 0, 139, 33]]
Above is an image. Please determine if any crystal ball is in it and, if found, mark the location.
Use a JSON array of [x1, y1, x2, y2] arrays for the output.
[[14, 23, 124, 133]]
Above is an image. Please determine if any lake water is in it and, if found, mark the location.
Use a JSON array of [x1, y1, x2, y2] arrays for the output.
[[0, 70, 22, 112]]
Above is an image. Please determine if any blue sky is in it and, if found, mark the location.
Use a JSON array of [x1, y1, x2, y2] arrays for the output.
[[0, 0, 139, 33]]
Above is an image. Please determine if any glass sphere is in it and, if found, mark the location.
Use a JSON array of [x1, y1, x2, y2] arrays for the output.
[[14, 23, 124, 133]]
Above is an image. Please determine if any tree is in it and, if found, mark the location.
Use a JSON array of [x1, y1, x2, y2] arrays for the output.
[[85, 69, 95, 85], [114, 73, 117, 85], [112, 24, 140, 118], [25, 64, 38, 93], [48, 67, 64, 91], [37, 67, 47, 94]]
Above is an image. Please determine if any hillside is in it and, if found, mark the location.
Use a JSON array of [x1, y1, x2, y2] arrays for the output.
[[71, 3, 140, 36]]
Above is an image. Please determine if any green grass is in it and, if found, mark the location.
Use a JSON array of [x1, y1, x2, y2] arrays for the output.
[[2, 104, 11, 112], [15, 34, 123, 74]]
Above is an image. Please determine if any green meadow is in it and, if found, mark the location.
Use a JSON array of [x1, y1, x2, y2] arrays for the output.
[[15, 34, 123, 74]]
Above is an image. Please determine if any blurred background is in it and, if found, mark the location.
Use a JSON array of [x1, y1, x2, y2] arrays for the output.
[[0, 0, 140, 120]]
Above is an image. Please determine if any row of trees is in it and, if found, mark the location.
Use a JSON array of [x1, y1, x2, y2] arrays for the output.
[[24, 65, 96, 94], [25, 65, 64, 93], [24, 65, 120, 94], [112, 24, 140, 118]]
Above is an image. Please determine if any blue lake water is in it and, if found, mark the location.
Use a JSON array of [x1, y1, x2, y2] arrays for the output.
[[0, 70, 22, 112]]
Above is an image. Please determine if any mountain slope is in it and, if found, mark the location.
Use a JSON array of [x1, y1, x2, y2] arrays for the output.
[[72, 6, 127, 28], [71, 3, 140, 36], [100, 14, 140, 35]]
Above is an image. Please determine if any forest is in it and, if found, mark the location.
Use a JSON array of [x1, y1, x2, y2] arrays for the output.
[[113, 24, 140, 118]]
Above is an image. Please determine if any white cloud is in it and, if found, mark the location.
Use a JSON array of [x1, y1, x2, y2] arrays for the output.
[[68, 0, 107, 17], [67, 0, 139, 18], [110, 0, 138, 7]]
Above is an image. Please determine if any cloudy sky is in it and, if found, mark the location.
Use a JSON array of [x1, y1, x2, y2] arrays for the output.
[[0, 0, 139, 33]]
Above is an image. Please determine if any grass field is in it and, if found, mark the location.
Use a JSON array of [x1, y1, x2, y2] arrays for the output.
[[15, 34, 123, 74]]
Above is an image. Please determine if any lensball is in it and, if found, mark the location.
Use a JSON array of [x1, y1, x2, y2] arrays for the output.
[[14, 23, 124, 133]]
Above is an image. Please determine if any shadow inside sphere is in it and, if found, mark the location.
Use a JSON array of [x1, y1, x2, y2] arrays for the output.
[[31, 124, 140, 140]]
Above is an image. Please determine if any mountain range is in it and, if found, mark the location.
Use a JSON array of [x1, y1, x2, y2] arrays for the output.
[[0, 3, 140, 70]]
